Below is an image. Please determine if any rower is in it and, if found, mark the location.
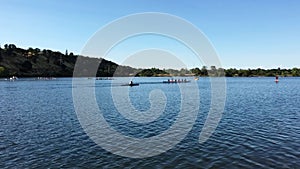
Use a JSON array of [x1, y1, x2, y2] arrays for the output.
[[275, 75, 279, 83]]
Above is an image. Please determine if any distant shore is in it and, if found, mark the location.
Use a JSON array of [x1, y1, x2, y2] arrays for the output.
[[1, 44, 299, 78]]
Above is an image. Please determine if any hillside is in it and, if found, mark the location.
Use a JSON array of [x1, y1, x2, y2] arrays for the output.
[[0, 44, 137, 77], [0, 44, 299, 77]]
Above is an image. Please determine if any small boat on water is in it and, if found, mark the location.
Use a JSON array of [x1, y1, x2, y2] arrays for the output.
[[96, 77, 114, 80], [275, 75, 279, 83], [37, 77, 56, 80], [122, 83, 139, 87], [163, 79, 191, 83], [122, 81, 139, 87], [9, 76, 18, 81]]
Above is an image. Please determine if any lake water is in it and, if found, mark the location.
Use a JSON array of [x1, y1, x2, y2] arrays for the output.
[[0, 77, 299, 168]]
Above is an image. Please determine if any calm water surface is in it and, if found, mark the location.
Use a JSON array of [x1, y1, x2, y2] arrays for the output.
[[0, 77, 299, 168]]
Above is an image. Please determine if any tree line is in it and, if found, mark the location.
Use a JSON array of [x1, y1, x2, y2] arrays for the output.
[[190, 66, 300, 77], [0, 44, 299, 77]]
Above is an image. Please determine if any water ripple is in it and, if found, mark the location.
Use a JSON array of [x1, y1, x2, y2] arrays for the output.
[[0, 77, 299, 168]]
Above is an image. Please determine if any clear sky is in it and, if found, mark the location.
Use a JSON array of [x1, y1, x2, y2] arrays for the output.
[[0, 0, 299, 69]]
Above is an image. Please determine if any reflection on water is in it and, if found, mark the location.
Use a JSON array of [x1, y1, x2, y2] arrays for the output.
[[0, 77, 299, 168]]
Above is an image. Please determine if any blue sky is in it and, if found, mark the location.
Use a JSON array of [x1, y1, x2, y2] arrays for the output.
[[0, 0, 299, 69]]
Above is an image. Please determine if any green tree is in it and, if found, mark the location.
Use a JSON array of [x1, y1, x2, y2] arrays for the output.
[[8, 44, 16, 49], [238, 69, 250, 77], [42, 49, 47, 55], [21, 61, 32, 72], [201, 66, 208, 76], [191, 67, 201, 76], [28, 47, 34, 53], [208, 66, 217, 76], [292, 68, 299, 76], [34, 48, 41, 54], [4, 44, 15, 55], [217, 68, 225, 76], [257, 68, 264, 76], [4, 44, 8, 50], [225, 68, 238, 77], [0, 66, 8, 77], [247, 69, 254, 77], [179, 68, 189, 76]]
